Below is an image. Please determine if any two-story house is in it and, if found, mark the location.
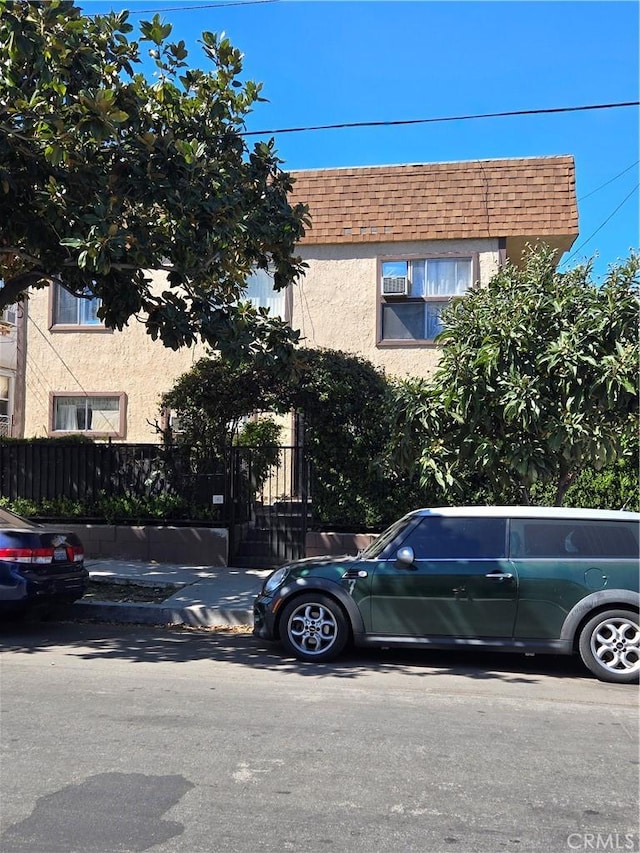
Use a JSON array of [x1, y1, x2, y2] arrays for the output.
[[16, 155, 578, 441]]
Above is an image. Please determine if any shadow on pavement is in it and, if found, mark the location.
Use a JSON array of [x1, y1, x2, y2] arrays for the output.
[[0, 619, 591, 684]]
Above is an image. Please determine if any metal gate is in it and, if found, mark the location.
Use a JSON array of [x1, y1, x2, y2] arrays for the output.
[[228, 444, 309, 568]]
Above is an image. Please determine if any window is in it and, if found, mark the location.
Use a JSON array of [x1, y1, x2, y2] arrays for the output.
[[242, 268, 287, 320], [379, 256, 473, 343], [52, 283, 102, 327], [51, 394, 125, 436], [512, 519, 639, 559], [404, 516, 507, 560], [0, 374, 10, 437]]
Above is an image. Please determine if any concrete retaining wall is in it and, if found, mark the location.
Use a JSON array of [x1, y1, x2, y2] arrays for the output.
[[65, 524, 228, 566], [305, 531, 378, 558], [64, 524, 374, 566]]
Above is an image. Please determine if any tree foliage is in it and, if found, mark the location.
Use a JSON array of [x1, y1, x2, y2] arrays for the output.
[[234, 416, 283, 496], [162, 346, 413, 527], [392, 247, 640, 505], [160, 355, 286, 455], [0, 0, 307, 356], [282, 348, 396, 526]]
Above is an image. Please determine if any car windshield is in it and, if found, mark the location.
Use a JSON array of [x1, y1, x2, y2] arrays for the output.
[[0, 507, 39, 529], [360, 514, 417, 559]]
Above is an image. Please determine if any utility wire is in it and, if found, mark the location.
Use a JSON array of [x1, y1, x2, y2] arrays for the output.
[[127, 0, 278, 12], [577, 160, 639, 202], [241, 100, 639, 137], [565, 182, 639, 263]]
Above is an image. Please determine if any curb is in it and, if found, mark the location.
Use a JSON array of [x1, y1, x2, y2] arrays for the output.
[[70, 600, 254, 628], [88, 575, 185, 590]]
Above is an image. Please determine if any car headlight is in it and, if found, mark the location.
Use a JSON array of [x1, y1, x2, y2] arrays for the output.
[[263, 567, 289, 595]]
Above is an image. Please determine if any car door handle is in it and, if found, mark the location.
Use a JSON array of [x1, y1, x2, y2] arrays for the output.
[[342, 569, 368, 579], [485, 572, 514, 580]]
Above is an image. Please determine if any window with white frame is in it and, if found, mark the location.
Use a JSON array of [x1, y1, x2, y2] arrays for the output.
[[379, 256, 473, 343], [242, 268, 287, 319], [0, 374, 10, 437], [52, 394, 124, 435], [52, 283, 102, 327]]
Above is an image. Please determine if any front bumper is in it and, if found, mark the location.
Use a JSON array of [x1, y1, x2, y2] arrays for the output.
[[253, 593, 278, 640]]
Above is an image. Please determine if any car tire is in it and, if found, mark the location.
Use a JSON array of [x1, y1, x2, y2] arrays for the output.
[[578, 609, 640, 684], [279, 593, 349, 663]]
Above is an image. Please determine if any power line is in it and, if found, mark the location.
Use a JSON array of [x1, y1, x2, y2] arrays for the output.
[[565, 182, 640, 264], [241, 100, 639, 138], [127, 0, 278, 12], [577, 160, 639, 202]]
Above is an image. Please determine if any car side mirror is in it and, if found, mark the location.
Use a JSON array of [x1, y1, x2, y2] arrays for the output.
[[395, 546, 415, 568]]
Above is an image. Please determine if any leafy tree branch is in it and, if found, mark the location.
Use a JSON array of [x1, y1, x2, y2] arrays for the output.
[[0, 0, 308, 358]]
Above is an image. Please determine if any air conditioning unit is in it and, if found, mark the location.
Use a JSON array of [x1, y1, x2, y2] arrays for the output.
[[1, 307, 17, 326], [382, 275, 409, 296]]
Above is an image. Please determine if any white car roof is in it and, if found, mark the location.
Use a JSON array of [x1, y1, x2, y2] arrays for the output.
[[412, 506, 640, 522]]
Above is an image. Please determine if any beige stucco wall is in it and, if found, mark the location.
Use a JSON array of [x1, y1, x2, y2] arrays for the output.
[[23, 271, 206, 441], [293, 238, 500, 379], [22, 237, 500, 441]]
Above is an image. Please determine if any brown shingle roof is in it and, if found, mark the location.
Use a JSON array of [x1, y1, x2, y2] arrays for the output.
[[289, 156, 578, 245]]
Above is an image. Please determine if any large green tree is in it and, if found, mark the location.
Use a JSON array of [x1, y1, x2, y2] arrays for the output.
[[160, 355, 286, 455], [282, 348, 396, 526], [0, 0, 307, 355], [162, 347, 407, 527], [392, 247, 639, 506]]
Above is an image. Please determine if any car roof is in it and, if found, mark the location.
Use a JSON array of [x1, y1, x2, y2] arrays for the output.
[[411, 506, 640, 522]]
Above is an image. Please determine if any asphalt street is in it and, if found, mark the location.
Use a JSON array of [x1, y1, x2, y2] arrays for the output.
[[1, 621, 638, 853]]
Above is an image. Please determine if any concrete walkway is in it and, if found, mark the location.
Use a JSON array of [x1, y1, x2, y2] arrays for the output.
[[71, 559, 272, 628]]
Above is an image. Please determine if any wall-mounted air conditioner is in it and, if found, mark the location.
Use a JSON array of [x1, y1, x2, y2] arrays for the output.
[[381, 275, 409, 296], [1, 307, 17, 326]]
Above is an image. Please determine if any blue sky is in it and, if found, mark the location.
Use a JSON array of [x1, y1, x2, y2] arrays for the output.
[[85, 0, 639, 280]]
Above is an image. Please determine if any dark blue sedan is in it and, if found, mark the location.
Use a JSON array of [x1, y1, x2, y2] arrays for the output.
[[0, 507, 88, 617]]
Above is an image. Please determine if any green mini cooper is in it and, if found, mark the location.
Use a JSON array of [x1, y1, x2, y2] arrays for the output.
[[253, 506, 640, 683]]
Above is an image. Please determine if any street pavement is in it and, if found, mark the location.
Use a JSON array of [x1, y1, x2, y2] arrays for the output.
[[71, 559, 272, 627], [1, 621, 638, 853]]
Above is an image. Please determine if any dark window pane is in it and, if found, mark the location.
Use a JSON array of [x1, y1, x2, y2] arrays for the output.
[[425, 302, 446, 338], [405, 517, 507, 559], [382, 303, 424, 340], [516, 519, 639, 558], [590, 522, 639, 557]]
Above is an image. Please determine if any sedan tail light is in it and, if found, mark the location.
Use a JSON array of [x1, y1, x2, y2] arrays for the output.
[[0, 547, 55, 564], [0, 545, 84, 564]]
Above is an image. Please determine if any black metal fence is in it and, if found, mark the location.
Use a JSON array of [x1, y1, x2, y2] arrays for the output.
[[0, 440, 311, 565], [228, 444, 310, 566], [0, 441, 226, 520]]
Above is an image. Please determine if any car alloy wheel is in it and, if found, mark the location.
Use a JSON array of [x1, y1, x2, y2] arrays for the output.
[[280, 593, 348, 663], [578, 609, 640, 684]]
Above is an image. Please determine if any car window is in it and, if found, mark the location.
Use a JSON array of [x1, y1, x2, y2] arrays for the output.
[[402, 516, 507, 560], [511, 519, 639, 559], [361, 514, 418, 559]]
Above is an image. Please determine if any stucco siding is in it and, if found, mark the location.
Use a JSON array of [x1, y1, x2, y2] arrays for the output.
[[23, 271, 206, 441], [292, 238, 500, 379], [23, 239, 500, 439]]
